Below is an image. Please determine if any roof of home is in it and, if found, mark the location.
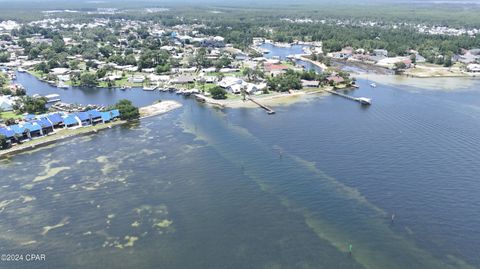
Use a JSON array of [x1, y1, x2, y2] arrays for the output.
[[101, 111, 113, 122], [0, 127, 15, 138], [63, 115, 78, 126], [327, 75, 345, 84], [23, 122, 41, 132], [24, 114, 36, 120], [264, 63, 289, 72], [34, 118, 53, 128], [110, 109, 120, 118], [47, 113, 63, 124], [9, 124, 26, 134], [87, 109, 102, 118], [75, 112, 90, 121]]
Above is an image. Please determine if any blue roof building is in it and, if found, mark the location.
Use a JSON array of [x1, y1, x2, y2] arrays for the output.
[[110, 109, 120, 118], [101, 111, 113, 122], [63, 115, 79, 126], [87, 109, 102, 119], [47, 113, 64, 125], [23, 122, 42, 132], [75, 112, 90, 122], [10, 124, 27, 135], [24, 114, 36, 120], [0, 128, 15, 138], [35, 118, 53, 128]]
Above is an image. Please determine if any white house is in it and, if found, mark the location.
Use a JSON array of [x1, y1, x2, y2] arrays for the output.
[[218, 77, 244, 89], [129, 76, 145, 83], [0, 95, 15, 111], [467, 64, 480, 72]]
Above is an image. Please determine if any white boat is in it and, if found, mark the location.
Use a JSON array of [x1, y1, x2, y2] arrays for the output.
[[143, 86, 157, 91], [57, 81, 69, 89], [17, 67, 26, 73], [370, 83, 377, 88], [44, 94, 61, 103], [357, 97, 372, 105]]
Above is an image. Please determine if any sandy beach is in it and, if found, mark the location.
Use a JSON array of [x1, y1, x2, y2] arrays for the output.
[[197, 89, 329, 109], [139, 100, 183, 118], [353, 73, 480, 91]]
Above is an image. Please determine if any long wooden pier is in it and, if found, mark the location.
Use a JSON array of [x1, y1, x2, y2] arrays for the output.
[[323, 89, 372, 105], [247, 97, 276, 114]]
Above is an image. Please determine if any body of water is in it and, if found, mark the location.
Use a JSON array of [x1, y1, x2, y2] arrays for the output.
[[1, 55, 480, 268], [259, 43, 322, 73]]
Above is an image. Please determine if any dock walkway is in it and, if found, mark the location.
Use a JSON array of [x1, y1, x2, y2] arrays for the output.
[[323, 89, 372, 105], [247, 97, 276, 114]]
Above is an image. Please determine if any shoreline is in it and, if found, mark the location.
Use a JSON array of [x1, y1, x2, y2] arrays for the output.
[[353, 72, 480, 90], [0, 100, 182, 158], [197, 88, 330, 109]]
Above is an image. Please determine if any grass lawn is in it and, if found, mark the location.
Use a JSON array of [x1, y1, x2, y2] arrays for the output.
[[0, 111, 23, 120], [28, 70, 46, 79]]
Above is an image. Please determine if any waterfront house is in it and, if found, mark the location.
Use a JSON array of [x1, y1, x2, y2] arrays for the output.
[[373, 49, 389, 58], [467, 64, 480, 72], [228, 84, 243, 94], [9, 124, 29, 140], [34, 117, 54, 135], [46, 113, 64, 128], [86, 109, 103, 124], [0, 95, 15, 111], [327, 75, 345, 85], [264, 63, 289, 76], [301, 80, 320, 88], [75, 112, 91, 126], [22, 122, 43, 138], [0, 127, 15, 144], [101, 111, 112, 122], [128, 76, 145, 84], [63, 115, 80, 128], [197, 75, 217, 83], [332, 47, 353, 59], [218, 77, 244, 89], [170, 76, 196, 84], [245, 83, 266, 95]]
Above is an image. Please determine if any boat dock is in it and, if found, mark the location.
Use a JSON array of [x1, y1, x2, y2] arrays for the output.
[[247, 97, 276, 114], [323, 89, 372, 105]]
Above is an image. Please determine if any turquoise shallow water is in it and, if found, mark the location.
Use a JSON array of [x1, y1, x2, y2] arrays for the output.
[[0, 71, 480, 268]]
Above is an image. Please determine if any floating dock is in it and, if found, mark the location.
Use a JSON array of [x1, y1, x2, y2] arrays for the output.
[[323, 89, 372, 105], [247, 97, 276, 114]]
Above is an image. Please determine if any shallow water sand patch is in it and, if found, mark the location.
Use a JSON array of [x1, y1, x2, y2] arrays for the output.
[[33, 166, 71, 183], [42, 217, 70, 236]]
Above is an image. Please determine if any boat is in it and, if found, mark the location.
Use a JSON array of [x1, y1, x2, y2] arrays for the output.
[[356, 97, 372, 105], [44, 94, 61, 103], [143, 86, 157, 91], [17, 67, 26, 73], [57, 81, 69, 89], [370, 83, 377, 88]]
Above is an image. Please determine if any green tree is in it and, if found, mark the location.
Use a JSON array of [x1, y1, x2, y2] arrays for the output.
[[35, 62, 49, 74], [0, 135, 10, 150], [114, 99, 139, 121], [0, 52, 10, 63], [79, 72, 98, 87], [210, 86, 227, 100], [155, 64, 171, 74], [13, 96, 48, 114], [97, 68, 107, 79]]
